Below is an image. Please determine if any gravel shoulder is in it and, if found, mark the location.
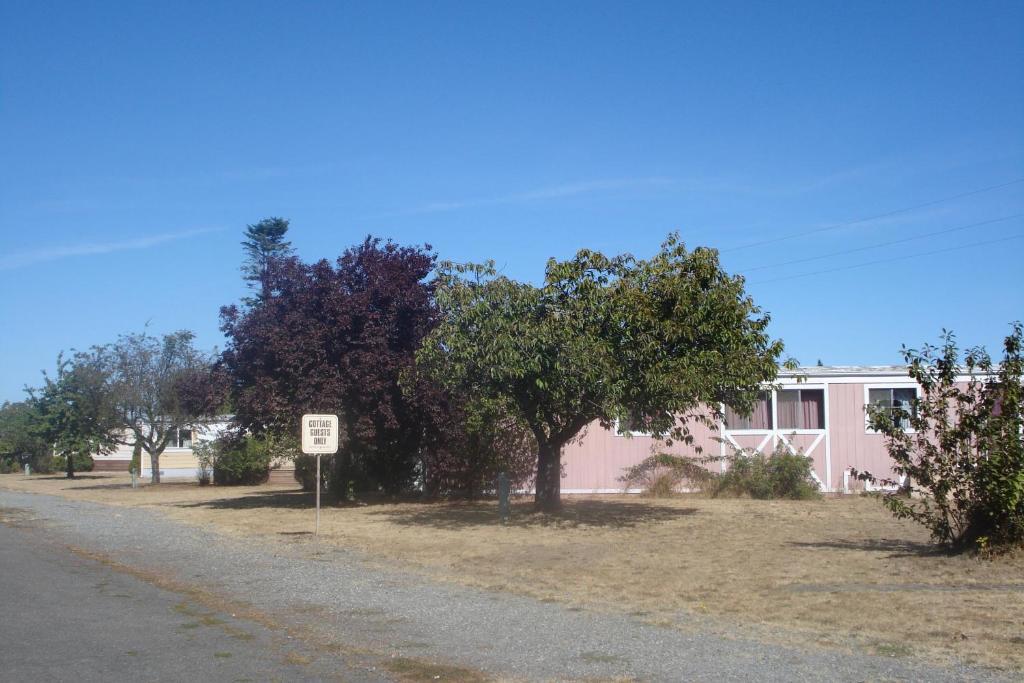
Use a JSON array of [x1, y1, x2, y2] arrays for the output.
[[1, 488, 1013, 682]]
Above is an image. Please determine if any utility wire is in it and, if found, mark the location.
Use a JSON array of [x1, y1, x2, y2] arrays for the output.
[[748, 232, 1024, 285], [739, 213, 1024, 274], [721, 177, 1024, 253]]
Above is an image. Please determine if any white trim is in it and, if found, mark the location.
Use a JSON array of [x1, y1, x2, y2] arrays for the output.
[[611, 418, 653, 438], [823, 380, 832, 492]]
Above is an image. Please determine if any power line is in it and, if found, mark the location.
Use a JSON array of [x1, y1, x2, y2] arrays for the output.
[[721, 177, 1024, 253], [739, 213, 1024, 274], [748, 233, 1024, 285]]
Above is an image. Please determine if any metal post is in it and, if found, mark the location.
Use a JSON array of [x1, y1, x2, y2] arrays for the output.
[[315, 454, 321, 537], [131, 468, 138, 489]]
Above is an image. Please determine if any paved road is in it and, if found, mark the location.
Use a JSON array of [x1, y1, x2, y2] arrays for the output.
[[0, 519, 384, 682], [0, 489, 1012, 682]]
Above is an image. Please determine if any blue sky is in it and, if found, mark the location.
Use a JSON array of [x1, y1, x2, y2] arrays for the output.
[[1, 1, 1022, 402]]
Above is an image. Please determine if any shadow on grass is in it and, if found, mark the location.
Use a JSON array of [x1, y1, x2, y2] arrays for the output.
[[363, 499, 698, 530], [788, 537, 946, 558], [175, 489, 319, 511], [174, 489, 697, 529]]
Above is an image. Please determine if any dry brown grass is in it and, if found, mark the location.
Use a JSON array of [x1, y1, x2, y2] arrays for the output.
[[3, 473, 1023, 672]]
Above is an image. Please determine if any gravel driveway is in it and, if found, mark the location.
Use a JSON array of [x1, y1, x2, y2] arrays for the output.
[[0, 489, 1010, 682]]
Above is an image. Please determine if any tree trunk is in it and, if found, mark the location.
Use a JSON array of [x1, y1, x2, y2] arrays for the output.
[[65, 452, 75, 479], [534, 441, 562, 512], [150, 450, 161, 484]]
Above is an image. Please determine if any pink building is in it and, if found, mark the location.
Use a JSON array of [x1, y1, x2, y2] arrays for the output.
[[561, 366, 934, 494]]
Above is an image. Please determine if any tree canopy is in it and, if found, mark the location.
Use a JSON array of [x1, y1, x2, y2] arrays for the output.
[[418, 234, 785, 510], [220, 236, 443, 494], [241, 216, 294, 303], [30, 351, 121, 478], [104, 330, 215, 483]]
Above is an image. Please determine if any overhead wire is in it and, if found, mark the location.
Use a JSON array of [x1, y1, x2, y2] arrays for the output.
[[720, 177, 1024, 253], [738, 213, 1024, 274], [747, 233, 1024, 285]]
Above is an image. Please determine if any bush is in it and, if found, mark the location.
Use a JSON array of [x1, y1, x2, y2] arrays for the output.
[[713, 444, 821, 500], [196, 433, 275, 486], [619, 452, 717, 496], [858, 324, 1024, 552], [51, 452, 95, 474], [294, 453, 333, 492]]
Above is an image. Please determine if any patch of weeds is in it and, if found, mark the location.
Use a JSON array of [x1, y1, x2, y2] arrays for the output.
[[873, 641, 913, 658], [214, 652, 233, 659], [283, 652, 312, 666], [395, 641, 432, 649], [384, 657, 489, 683], [199, 615, 225, 627], [580, 652, 624, 664], [124, 650, 138, 657], [227, 629, 256, 641], [180, 621, 202, 630], [342, 607, 387, 617]]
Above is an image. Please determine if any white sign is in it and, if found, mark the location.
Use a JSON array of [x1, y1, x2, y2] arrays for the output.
[[301, 414, 339, 454]]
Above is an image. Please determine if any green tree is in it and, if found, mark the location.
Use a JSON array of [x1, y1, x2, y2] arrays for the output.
[[418, 234, 784, 511], [105, 331, 215, 483], [30, 352, 120, 478], [241, 217, 293, 303], [0, 400, 51, 471], [862, 323, 1024, 552]]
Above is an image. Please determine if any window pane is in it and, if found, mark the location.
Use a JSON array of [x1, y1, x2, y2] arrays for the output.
[[725, 392, 772, 430], [777, 390, 800, 429], [892, 388, 916, 428], [180, 430, 193, 449], [801, 389, 825, 430], [868, 388, 891, 408]]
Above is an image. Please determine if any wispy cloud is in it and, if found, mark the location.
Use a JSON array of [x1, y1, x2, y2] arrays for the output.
[[372, 177, 680, 218], [0, 227, 224, 271]]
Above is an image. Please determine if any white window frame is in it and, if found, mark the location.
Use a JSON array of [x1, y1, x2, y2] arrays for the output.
[[721, 390, 775, 434], [863, 384, 920, 434], [165, 427, 194, 450], [613, 417, 653, 438]]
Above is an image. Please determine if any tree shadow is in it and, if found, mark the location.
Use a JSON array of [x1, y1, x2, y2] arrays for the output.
[[31, 474, 112, 481], [174, 490, 696, 529], [365, 499, 698, 530], [788, 538, 947, 558], [175, 488, 319, 511]]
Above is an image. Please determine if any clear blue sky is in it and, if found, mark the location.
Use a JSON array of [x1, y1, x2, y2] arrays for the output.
[[2, 1, 1022, 402]]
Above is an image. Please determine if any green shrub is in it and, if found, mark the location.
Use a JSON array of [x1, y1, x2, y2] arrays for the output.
[[51, 452, 95, 474], [294, 453, 333, 492], [0, 456, 20, 474], [713, 443, 821, 500], [618, 452, 716, 496], [195, 433, 274, 486], [859, 324, 1023, 552]]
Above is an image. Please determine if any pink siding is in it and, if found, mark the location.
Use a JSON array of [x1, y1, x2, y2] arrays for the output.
[[826, 383, 900, 483], [560, 377, 937, 493], [560, 420, 720, 492]]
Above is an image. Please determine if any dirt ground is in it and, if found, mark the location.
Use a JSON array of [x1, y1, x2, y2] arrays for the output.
[[2, 473, 1022, 673]]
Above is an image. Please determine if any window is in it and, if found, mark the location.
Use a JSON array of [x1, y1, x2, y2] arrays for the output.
[[167, 428, 193, 449], [724, 391, 773, 430], [867, 387, 917, 429], [616, 414, 656, 436], [777, 389, 825, 430]]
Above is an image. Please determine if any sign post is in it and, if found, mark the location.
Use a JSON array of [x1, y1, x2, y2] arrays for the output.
[[301, 414, 339, 539]]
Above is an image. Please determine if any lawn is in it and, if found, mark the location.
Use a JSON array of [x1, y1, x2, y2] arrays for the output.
[[2, 473, 1022, 672]]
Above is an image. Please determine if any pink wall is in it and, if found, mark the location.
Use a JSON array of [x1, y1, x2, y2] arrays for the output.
[[826, 383, 901, 484], [560, 379, 918, 493]]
